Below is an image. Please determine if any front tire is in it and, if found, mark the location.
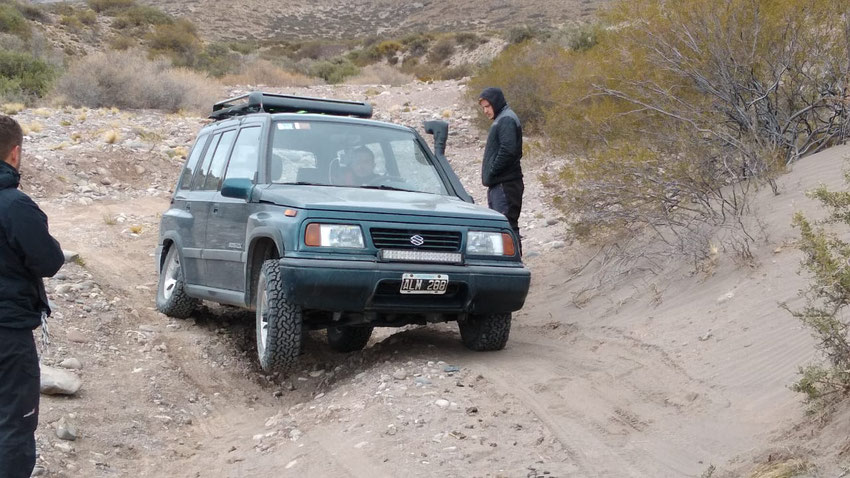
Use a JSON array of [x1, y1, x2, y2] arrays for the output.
[[458, 313, 511, 351], [256, 260, 303, 372], [156, 247, 199, 318], [327, 326, 373, 353]]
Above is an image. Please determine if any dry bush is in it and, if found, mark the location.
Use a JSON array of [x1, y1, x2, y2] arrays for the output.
[[347, 63, 414, 87], [220, 58, 319, 87], [57, 49, 220, 114]]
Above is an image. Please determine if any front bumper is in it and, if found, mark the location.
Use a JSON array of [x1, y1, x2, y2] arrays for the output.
[[277, 257, 530, 315]]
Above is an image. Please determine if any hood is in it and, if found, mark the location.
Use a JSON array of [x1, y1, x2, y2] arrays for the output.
[[0, 160, 20, 190], [479, 87, 507, 116], [256, 185, 506, 222]]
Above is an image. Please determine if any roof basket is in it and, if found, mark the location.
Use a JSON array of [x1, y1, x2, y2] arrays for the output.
[[210, 91, 373, 121]]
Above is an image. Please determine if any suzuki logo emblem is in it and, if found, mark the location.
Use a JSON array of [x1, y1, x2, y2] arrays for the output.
[[410, 235, 425, 246]]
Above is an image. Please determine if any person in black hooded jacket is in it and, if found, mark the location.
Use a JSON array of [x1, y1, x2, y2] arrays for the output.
[[478, 87, 524, 253], [0, 114, 64, 478]]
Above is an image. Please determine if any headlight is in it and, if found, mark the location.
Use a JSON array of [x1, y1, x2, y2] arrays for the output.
[[467, 231, 516, 256], [305, 223, 364, 248]]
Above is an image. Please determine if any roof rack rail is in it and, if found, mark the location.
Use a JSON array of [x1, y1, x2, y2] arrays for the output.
[[210, 91, 373, 121]]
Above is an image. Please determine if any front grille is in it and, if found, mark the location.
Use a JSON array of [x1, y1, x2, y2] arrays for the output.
[[370, 228, 461, 251]]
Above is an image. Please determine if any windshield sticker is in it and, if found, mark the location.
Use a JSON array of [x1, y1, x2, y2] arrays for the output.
[[277, 122, 312, 130], [277, 123, 294, 130]]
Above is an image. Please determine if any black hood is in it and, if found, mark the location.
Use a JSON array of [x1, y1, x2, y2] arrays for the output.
[[0, 160, 19, 190], [479, 87, 507, 116]]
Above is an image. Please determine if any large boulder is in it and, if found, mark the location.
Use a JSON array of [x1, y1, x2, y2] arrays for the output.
[[40, 365, 82, 396]]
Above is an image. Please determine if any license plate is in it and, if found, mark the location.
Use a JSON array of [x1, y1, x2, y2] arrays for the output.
[[400, 273, 449, 294]]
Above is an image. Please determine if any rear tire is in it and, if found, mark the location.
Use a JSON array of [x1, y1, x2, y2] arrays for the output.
[[327, 325, 373, 352], [256, 260, 303, 372], [156, 247, 199, 319], [458, 313, 511, 351]]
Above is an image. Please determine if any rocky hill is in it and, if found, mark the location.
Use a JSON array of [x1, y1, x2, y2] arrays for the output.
[[139, 0, 611, 41]]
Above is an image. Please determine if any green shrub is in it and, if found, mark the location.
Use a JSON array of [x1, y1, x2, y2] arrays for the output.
[[9, 2, 47, 22], [401, 33, 433, 57], [309, 56, 358, 84], [87, 0, 135, 14], [195, 42, 238, 77], [0, 50, 56, 100], [76, 8, 97, 25], [228, 41, 256, 55], [785, 179, 850, 406], [59, 14, 83, 32], [467, 41, 565, 131], [147, 19, 201, 67], [113, 5, 172, 28], [454, 32, 485, 50], [427, 37, 455, 64], [108, 34, 136, 50], [0, 4, 30, 39], [505, 25, 542, 45]]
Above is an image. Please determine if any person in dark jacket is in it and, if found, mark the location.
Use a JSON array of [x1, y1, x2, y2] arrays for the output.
[[0, 114, 65, 478], [478, 87, 524, 253]]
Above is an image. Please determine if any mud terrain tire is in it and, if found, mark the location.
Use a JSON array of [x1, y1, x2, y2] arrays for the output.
[[327, 326, 373, 353], [156, 247, 199, 318], [256, 260, 303, 372], [458, 313, 511, 351]]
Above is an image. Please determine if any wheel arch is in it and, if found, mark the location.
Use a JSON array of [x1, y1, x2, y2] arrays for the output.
[[244, 230, 284, 309]]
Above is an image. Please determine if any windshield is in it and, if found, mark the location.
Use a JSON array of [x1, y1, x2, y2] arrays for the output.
[[269, 120, 450, 195]]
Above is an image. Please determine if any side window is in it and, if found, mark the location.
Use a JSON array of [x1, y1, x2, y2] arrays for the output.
[[223, 126, 261, 183], [191, 132, 221, 190], [177, 133, 209, 190], [202, 129, 237, 191]]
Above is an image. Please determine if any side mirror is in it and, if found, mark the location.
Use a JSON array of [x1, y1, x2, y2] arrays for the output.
[[424, 120, 448, 158], [221, 178, 254, 200]]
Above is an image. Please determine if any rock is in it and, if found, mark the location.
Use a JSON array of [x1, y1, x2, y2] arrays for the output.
[[56, 417, 78, 441], [62, 250, 79, 264], [698, 332, 713, 342], [392, 369, 407, 380], [40, 365, 82, 395], [524, 251, 541, 259], [550, 241, 565, 249], [444, 365, 460, 373], [308, 370, 324, 378], [435, 399, 450, 408], [53, 442, 73, 453], [58, 358, 82, 370], [30, 465, 46, 476], [66, 329, 88, 343], [546, 218, 559, 226]]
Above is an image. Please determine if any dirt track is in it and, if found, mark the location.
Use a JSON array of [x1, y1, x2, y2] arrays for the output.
[[18, 82, 849, 477]]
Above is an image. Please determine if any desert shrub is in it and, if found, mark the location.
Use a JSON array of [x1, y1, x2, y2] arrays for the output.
[[57, 49, 218, 113], [375, 40, 402, 61], [556, 23, 599, 52], [0, 4, 29, 39], [537, 0, 850, 246], [220, 58, 319, 87], [348, 63, 414, 86], [785, 178, 850, 406], [467, 41, 565, 131], [195, 42, 238, 77], [228, 41, 255, 55], [427, 37, 455, 64], [147, 18, 201, 67], [0, 50, 56, 100], [454, 32, 484, 50], [87, 0, 134, 14], [309, 56, 358, 84], [401, 33, 433, 57], [505, 25, 541, 45], [5, 1, 47, 23], [113, 5, 172, 28], [59, 14, 83, 32], [75, 8, 97, 25], [108, 34, 136, 50]]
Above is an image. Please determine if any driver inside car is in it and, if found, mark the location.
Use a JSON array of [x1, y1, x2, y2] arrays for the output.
[[340, 146, 380, 186]]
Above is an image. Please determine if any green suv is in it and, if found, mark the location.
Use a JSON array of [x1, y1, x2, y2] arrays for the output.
[[155, 92, 530, 371]]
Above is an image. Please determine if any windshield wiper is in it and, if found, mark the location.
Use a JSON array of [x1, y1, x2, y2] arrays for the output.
[[360, 184, 417, 193]]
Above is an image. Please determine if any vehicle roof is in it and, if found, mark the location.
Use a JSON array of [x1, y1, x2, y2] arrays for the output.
[[199, 112, 413, 134]]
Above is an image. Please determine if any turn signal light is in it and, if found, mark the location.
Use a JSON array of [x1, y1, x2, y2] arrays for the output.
[[305, 223, 321, 246], [501, 233, 516, 256]]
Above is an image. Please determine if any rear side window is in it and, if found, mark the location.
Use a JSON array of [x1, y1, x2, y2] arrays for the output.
[[177, 133, 209, 190], [201, 129, 237, 191], [192, 132, 221, 190], [223, 126, 261, 183]]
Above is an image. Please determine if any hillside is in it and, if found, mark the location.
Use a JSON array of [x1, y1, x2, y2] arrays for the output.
[[139, 0, 611, 41]]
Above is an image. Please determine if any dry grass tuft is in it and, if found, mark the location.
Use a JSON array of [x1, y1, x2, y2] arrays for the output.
[[103, 129, 120, 144], [1, 103, 25, 115]]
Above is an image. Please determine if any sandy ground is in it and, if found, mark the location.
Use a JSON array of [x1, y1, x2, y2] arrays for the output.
[[12, 81, 850, 477]]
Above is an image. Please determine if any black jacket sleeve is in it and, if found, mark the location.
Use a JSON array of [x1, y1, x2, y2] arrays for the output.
[[490, 117, 522, 178], [7, 195, 64, 278]]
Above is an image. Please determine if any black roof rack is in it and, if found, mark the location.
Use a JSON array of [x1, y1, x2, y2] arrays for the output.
[[210, 91, 373, 121]]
